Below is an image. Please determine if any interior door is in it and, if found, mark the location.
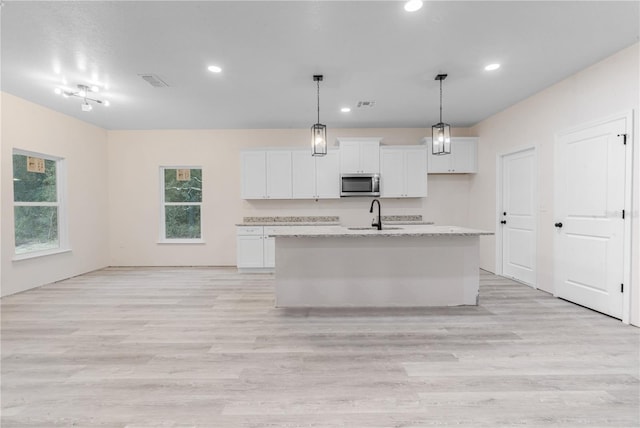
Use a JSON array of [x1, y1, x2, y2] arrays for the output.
[[555, 117, 627, 319], [500, 148, 536, 286]]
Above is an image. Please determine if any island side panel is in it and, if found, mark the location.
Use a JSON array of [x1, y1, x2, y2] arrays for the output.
[[274, 235, 480, 307]]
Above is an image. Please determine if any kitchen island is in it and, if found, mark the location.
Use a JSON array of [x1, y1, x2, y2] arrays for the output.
[[268, 225, 493, 308]]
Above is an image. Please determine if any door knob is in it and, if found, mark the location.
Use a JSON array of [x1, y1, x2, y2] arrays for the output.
[[554, 222, 563, 228], [500, 220, 507, 224]]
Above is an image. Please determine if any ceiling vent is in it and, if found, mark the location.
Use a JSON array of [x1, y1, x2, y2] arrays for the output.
[[138, 74, 169, 88], [356, 100, 376, 109]]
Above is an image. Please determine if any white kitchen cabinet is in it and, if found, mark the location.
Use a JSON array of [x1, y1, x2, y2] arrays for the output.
[[240, 150, 292, 199], [292, 149, 340, 199], [236, 226, 265, 268], [337, 137, 381, 174], [262, 226, 280, 268], [423, 137, 478, 173], [380, 145, 428, 198], [236, 225, 277, 270]]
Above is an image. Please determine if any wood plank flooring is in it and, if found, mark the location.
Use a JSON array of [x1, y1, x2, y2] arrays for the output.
[[2, 267, 639, 427]]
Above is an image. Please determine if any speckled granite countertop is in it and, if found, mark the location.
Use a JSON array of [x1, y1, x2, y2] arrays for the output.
[[267, 225, 493, 238], [236, 216, 341, 226], [237, 215, 432, 227]]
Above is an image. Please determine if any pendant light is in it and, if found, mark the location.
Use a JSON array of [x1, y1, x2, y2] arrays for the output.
[[432, 74, 451, 155], [311, 74, 327, 156]]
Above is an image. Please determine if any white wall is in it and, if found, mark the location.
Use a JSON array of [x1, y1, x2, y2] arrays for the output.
[[469, 43, 640, 325], [1, 93, 110, 296], [107, 127, 477, 266]]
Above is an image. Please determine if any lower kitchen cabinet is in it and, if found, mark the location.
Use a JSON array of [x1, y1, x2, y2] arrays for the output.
[[236, 226, 282, 270]]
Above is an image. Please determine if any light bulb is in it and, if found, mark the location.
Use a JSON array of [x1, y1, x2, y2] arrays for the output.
[[104, 100, 110, 107], [54, 88, 62, 95], [404, 0, 423, 12], [90, 85, 99, 92]]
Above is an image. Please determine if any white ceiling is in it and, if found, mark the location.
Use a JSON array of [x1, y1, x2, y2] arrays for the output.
[[2, 1, 638, 130]]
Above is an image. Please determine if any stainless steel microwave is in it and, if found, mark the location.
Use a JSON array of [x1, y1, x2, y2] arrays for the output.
[[340, 173, 380, 197]]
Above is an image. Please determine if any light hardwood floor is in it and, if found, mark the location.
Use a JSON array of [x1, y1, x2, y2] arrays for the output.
[[2, 267, 639, 427]]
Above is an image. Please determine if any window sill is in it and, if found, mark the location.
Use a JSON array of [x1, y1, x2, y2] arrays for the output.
[[13, 247, 72, 261], [157, 239, 205, 245]]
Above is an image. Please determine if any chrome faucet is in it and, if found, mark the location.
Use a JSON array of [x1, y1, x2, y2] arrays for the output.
[[369, 199, 382, 230]]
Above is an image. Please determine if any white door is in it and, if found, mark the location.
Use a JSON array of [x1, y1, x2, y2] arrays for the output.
[[315, 150, 340, 199], [451, 138, 478, 173], [555, 116, 628, 319], [380, 148, 404, 197], [291, 150, 316, 199], [266, 151, 292, 199], [339, 141, 361, 173], [426, 139, 451, 173], [500, 148, 536, 286], [359, 141, 380, 174], [240, 151, 266, 199], [237, 235, 264, 268], [404, 148, 428, 197]]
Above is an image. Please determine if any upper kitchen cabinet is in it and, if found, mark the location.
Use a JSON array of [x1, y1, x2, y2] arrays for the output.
[[423, 137, 478, 173], [240, 149, 292, 199], [337, 137, 381, 174], [380, 145, 428, 198], [291, 149, 340, 199]]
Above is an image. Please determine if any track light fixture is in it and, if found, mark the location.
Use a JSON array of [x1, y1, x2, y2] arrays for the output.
[[55, 84, 108, 112]]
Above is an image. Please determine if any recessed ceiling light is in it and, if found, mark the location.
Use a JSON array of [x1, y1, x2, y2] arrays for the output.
[[404, 0, 423, 12], [485, 63, 501, 71], [341, 107, 351, 113], [208, 65, 222, 73]]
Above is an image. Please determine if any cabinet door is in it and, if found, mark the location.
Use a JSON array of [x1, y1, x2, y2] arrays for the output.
[[427, 140, 452, 173], [241, 151, 266, 199], [339, 141, 361, 174], [404, 148, 428, 197], [451, 139, 478, 173], [380, 149, 405, 197], [359, 142, 380, 174], [263, 236, 275, 268], [237, 235, 264, 268], [315, 150, 340, 198], [292, 150, 316, 199], [266, 151, 292, 199]]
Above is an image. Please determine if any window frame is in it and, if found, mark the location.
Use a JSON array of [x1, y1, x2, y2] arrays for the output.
[[158, 166, 204, 244], [12, 148, 69, 260]]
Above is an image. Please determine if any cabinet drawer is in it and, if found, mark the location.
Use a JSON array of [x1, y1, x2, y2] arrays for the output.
[[263, 226, 285, 235], [236, 226, 264, 235]]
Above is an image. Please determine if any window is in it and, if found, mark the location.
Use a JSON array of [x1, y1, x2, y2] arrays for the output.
[[160, 167, 202, 241], [12, 150, 66, 256]]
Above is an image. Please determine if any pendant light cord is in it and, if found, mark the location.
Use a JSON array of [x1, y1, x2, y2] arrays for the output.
[[317, 80, 321, 124], [439, 78, 443, 123]]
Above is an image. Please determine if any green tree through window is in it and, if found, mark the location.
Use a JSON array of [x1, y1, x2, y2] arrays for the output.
[[162, 168, 202, 240], [13, 152, 62, 255]]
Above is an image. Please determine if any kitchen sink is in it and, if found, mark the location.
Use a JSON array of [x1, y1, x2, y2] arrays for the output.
[[347, 226, 403, 231]]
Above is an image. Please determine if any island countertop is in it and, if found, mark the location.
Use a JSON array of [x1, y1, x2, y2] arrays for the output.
[[267, 224, 493, 238]]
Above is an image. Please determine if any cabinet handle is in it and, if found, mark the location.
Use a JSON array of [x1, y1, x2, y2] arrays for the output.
[[554, 222, 563, 228]]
